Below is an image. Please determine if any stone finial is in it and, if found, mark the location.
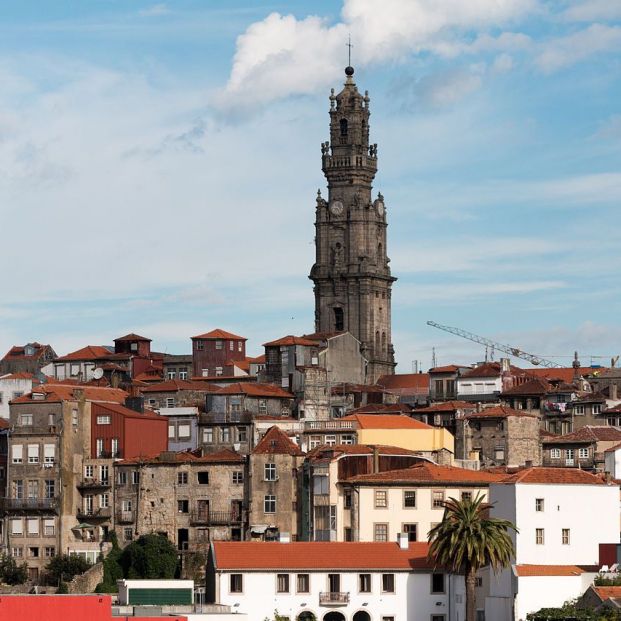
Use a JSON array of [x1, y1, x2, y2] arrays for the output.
[[377, 191, 384, 201], [330, 88, 336, 109]]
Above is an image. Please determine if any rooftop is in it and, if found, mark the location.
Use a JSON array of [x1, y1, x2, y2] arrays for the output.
[[465, 405, 537, 419], [460, 362, 523, 379], [216, 382, 294, 398], [340, 413, 433, 429], [118, 447, 244, 465], [514, 564, 597, 577], [113, 333, 151, 342], [11, 384, 127, 405], [499, 467, 608, 485], [542, 425, 621, 445], [139, 379, 221, 394], [376, 373, 430, 391], [55, 345, 114, 362], [414, 400, 475, 413], [191, 328, 246, 341], [252, 426, 304, 457], [212, 541, 435, 571], [263, 335, 320, 347], [307, 444, 418, 460]]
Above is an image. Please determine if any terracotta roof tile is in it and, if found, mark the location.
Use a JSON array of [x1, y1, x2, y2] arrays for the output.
[[93, 401, 163, 421], [216, 382, 293, 399], [55, 345, 114, 362], [192, 329, 246, 341], [113, 333, 151, 342], [605, 404, 621, 414], [1, 343, 51, 361], [0, 372, 37, 381], [499, 467, 607, 485], [461, 362, 524, 379], [118, 448, 244, 465], [263, 335, 320, 347], [514, 564, 595, 577], [11, 384, 127, 404], [212, 541, 435, 570], [340, 413, 433, 429], [525, 367, 599, 383], [346, 462, 506, 485], [139, 379, 221, 393], [253, 426, 304, 456], [415, 401, 475, 413], [0, 419, 10, 430], [348, 404, 413, 415], [307, 444, 418, 460], [542, 426, 621, 445], [465, 405, 537, 419], [429, 365, 463, 373], [593, 586, 621, 601], [501, 378, 551, 396], [377, 373, 429, 390]]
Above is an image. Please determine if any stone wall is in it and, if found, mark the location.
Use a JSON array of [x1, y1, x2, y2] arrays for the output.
[[67, 561, 104, 594]]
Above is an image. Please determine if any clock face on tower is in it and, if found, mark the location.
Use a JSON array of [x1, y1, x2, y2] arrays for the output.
[[330, 200, 344, 216]]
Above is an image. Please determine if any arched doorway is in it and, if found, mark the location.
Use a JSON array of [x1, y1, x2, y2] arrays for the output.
[[298, 612, 316, 621], [323, 612, 346, 621], [353, 612, 371, 621]]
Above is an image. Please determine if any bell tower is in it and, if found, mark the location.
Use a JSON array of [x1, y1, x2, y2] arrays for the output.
[[309, 65, 396, 382]]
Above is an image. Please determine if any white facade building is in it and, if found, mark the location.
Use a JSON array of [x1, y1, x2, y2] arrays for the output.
[[484, 467, 620, 621], [0, 373, 35, 419], [207, 539, 465, 621]]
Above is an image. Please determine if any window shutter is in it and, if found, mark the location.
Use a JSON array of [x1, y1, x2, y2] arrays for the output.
[[44, 444, 55, 459], [11, 445, 23, 461], [28, 444, 39, 459]]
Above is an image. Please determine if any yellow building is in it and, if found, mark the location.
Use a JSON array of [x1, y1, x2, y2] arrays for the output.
[[340, 413, 454, 461]]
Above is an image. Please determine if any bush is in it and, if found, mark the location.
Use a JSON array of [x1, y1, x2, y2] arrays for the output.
[[57, 581, 69, 594], [0, 554, 28, 585], [45, 554, 91, 586], [95, 533, 123, 593], [595, 575, 621, 586], [119, 534, 178, 580]]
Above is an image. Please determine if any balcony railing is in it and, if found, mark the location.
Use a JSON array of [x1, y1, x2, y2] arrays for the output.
[[95, 451, 123, 459], [0, 497, 59, 512], [304, 420, 356, 431], [542, 456, 595, 469], [77, 478, 111, 490], [76, 506, 112, 520], [319, 592, 350, 606], [201, 510, 243, 525], [116, 510, 135, 523], [199, 412, 253, 425]]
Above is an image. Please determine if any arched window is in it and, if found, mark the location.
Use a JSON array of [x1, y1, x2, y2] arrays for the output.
[[382, 331, 387, 353], [339, 118, 348, 136], [334, 308, 344, 331], [377, 242, 383, 258], [375, 331, 380, 353]]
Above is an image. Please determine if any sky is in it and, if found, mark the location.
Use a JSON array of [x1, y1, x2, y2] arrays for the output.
[[0, 0, 620, 372]]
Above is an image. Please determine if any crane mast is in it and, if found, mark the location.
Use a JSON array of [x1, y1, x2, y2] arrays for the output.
[[426, 321, 562, 369]]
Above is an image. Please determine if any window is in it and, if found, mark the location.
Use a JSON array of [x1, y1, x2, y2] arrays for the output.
[[238, 341, 243, 352], [230, 574, 243, 593], [333, 307, 344, 331], [43, 519, 55, 536], [28, 547, 39, 558], [550, 448, 561, 459], [265, 463, 277, 481], [264, 495, 276, 513], [44, 480, 55, 499], [11, 519, 23, 535], [124, 527, 133, 541], [215, 340, 223, 350], [118, 471, 127, 485], [44, 444, 55, 463], [432, 573, 445, 594], [535, 498, 544, 512], [44, 547, 55, 558], [359, 573, 371, 593], [403, 523, 417, 542], [230, 396, 241, 412], [27, 480, 38, 499], [196, 340, 204, 350], [100, 465, 108, 482], [562, 528, 570, 545], [461, 491, 472, 502], [13, 480, 23, 499], [132, 471, 140, 485], [96, 438, 104, 457], [229, 341, 234, 351], [536, 528, 544, 545], [27, 451, 39, 471], [203, 428, 213, 443], [574, 405, 585, 415], [232, 471, 243, 484], [177, 500, 189, 513], [11, 444, 23, 464], [111, 438, 119, 457], [96, 415, 111, 425], [297, 573, 310, 593], [431, 616, 447, 621], [12, 547, 23, 558], [122, 499, 132, 512], [374, 523, 388, 542], [341, 434, 354, 445], [27, 518, 39, 536], [381, 573, 395, 593], [374, 490, 388, 508], [237, 427, 247, 442], [221, 427, 231, 443], [198, 472, 209, 485], [18, 414, 33, 426], [72, 409, 78, 427], [215, 367, 223, 376], [178, 424, 191, 439], [593, 404, 602, 415], [344, 489, 352, 509], [565, 448, 574, 459], [494, 446, 505, 461], [277, 574, 290, 593], [339, 118, 348, 137], [309, 435, 322, 449], [167, 369, 176, 380], [578, 447, 589, 459], [166, 397, 175, 408], [179, 370, 188, 380], [432, 490, 445, 508], [178, 472, 188, 485]]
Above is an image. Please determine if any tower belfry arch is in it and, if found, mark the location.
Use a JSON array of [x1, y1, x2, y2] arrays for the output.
[[309, 64, 397, 382]]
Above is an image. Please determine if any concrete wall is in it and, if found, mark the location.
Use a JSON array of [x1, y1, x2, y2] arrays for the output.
[[355, 427, 454, 454], [0, 375, 34, 419]]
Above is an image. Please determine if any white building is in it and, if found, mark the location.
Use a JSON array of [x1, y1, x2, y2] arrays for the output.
[[0, 373, 36, 419], [605, 441, 621, 478], [485, 467, 620, 621], [207, 539, 465, 621]]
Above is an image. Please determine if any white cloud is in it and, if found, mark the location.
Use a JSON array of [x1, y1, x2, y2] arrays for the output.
[[536, 23, 621, 72], [138, 4, 171, 18], [593, 114, 621, 142], [562, 0, 621, 22], [216, 0, 537, 110]]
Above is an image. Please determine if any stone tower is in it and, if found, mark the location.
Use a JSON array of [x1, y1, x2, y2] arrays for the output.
[[309, 66, 396, 383]]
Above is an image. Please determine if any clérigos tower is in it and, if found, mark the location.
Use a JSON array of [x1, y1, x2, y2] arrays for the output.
[[309, 64, 396, 382]]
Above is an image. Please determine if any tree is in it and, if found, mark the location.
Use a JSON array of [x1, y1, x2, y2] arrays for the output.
[[45, 554, 91, 586], [526, 599, 621, 620], [95, 532, 123, 593], [119, 534, 178, 579], [0, 554, 28, 585], [428, 493, 517, 621]]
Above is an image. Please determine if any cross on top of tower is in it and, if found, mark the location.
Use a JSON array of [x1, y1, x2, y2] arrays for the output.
[[345, 35, 354, 76]]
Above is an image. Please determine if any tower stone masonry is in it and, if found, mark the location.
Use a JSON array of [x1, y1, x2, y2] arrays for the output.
[[309, 66, 396, 383]]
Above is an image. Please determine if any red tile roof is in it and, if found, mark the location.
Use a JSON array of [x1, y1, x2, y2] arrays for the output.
[[263, 335, 319, 347], [93, 401, 163, 421], [514, 564, 595, 577], [592, 586, 621, 601], [55, 345, 114, 362], [501, 378, 551, 396], [499, 467, 607, 485], [139, 379, 221, 393], [11, 384, 127, 404], [307, 444, 418, 460], [340, 413, 433, 430], [1, 343, 51, 361], [461, 362, 523, 379], [0, 419, 10, 430], [415, 400, 475, 413], [429, 365, 463, 373], [212, 541, 435, 570], [348, 404, 413, 415], [192, 329, 246, 341], [525, 367, 600, 383], [465, 405, 538, 419], [346, 462, 506, 485], [113, 333, 151, 342], [542, 426, 621, 445], [253, 426, 304, 456], [605, 404, 621, 414], [118, 448, 244, 465], [133, 372, 164, 383], [216, 382, 293, 399], [0, 372, 37, 381], [377, 373, 429, 391]]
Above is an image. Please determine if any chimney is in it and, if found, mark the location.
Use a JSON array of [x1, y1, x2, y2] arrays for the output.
[[279, 532, 291, 543], [372, 447, 380, 473], [525, 460, 533, 468], [397, 532, 409, 550], [125, 396, 144, 414], [501, 358, 510, 373], [611, 384, 618, 401]]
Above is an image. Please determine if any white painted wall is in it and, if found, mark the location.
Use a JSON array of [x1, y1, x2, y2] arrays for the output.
[[457, 376, 501, 397], [0, 374, 35, 418], [605, 448, 621, 479], [215, 569, 465, 621]]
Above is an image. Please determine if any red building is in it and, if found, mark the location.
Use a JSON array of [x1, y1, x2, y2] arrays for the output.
[[91, 402, 168, 459], [113, 333, 163, 378], [0, 595, 187, 621], [191, 329, 247, 378]]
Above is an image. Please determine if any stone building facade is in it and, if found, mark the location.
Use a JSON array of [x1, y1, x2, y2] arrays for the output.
[[248, 426, 304, 541], [309, 66, 396, 383], [455, 405, 541, 468]]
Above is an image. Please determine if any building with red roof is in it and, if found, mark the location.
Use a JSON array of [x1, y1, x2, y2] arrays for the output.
[[0, 342, 56, 376], [207, 540, 466, 621], [191, 328, 247, 378]]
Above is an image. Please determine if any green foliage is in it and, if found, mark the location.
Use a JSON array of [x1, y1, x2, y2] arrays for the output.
[[119, 533, 178, 579], [264, 611, 297, 621], [57, 581, 69, 594], [95, 534, 123, 593], [527, 598, 621, 620], [0, 554, 28, 585], [595, 575, 621, 586], [182, 551, 207, 585], [45, 554, 92, 585]]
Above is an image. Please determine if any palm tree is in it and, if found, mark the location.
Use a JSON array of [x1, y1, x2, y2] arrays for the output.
[[428, 493, 517, 621]]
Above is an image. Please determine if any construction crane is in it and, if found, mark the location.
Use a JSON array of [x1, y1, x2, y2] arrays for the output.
[[426, 321, 562, 368]]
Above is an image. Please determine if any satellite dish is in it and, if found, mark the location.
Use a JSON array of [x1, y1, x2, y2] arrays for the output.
[[92, 368, 104, 380]]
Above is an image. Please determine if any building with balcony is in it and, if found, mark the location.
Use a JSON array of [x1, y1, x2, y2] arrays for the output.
[[410, 400, 476, 437], [457, 360, 527, 403], [207, 539, 466, 621]]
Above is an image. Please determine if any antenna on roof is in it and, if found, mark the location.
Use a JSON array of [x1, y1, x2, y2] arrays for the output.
[[431, 347, 437, 369], [92, 368, 104, 380]]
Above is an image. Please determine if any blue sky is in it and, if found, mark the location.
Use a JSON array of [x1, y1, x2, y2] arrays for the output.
[[0, 0, 620, 371]]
